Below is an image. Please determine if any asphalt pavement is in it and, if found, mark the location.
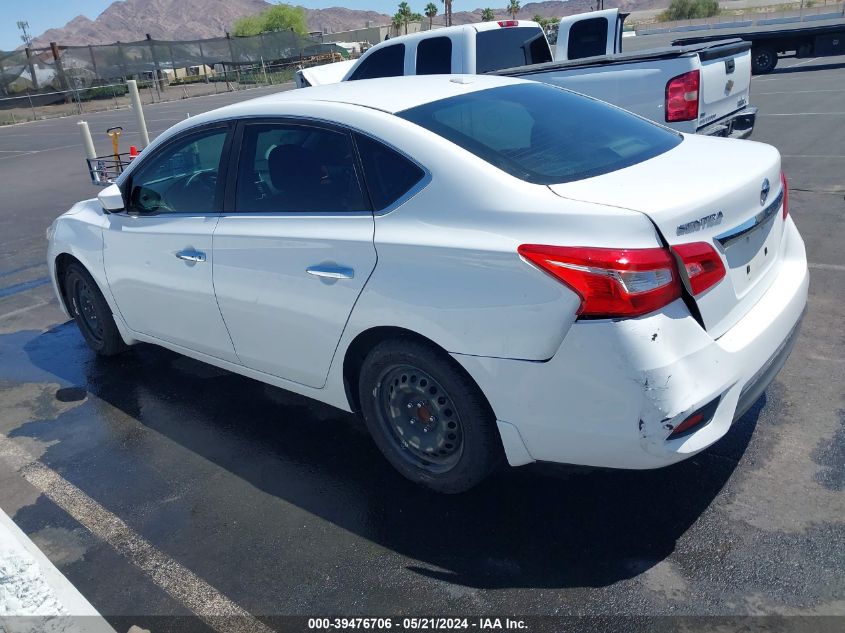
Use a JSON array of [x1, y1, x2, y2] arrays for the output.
[[0, 53, 843, 631]]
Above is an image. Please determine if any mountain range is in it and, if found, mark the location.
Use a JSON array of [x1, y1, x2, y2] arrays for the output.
[[28, 0, 666, 47]]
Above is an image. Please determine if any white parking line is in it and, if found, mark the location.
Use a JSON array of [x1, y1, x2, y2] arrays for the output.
[[809, 263, 845, 272], [0, 433, 274, 633], [758, 112, 845, 116], [755, 88, 845, 95]]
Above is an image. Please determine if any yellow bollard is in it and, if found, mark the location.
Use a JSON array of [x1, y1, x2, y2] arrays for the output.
[[106, 126, 123, 163]]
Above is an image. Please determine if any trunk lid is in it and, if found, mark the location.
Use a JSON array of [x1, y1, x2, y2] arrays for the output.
[[696, 42, 752, 130], [548, 135, 785, 337]]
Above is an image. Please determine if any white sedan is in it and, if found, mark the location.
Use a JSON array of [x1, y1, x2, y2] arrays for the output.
[[47, 75, 808, 493]]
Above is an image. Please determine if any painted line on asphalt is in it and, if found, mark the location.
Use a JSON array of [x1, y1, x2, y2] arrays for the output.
[[755, 88, 845, 95], [758, 112, 845, 116], [0, 277, 50, 299], [0, 299, 51, 321], [808, 262, 845, 272], [0, 434, 274, 633]]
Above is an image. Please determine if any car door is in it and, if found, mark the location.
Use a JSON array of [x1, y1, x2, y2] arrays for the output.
[[212, 119, 377, 388], [102, 124, 239, 363]]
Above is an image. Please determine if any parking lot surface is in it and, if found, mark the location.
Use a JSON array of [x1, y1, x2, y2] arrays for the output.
[[0, 54, 843, 630]]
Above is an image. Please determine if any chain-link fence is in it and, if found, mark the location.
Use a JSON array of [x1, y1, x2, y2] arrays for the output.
[[0, 31, 349, 124]]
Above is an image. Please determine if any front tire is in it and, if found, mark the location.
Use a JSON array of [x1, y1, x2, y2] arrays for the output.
[[358, 338, 502, 493], [63, 262, 127, 356]]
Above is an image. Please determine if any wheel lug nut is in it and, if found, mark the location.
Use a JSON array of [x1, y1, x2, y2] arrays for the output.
[[429, 416, 435, 422]]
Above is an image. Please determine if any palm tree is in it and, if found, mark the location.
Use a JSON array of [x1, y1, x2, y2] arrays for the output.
[[398, 1, 412, 33], [391, 12, 404, 36], [481, 7, 495, 21], [425, 2, 438, 29], [508, 0, 521, 19], [441, 0, 454, 26]]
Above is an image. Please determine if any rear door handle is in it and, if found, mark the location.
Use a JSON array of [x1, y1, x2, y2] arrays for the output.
[[175, 249, 206, 263], [306, 265, 354, 280]]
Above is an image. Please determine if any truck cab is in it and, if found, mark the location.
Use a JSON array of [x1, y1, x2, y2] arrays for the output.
[[341, 20, 553, 80]]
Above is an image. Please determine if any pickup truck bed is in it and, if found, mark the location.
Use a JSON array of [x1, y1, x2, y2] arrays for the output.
[[496, 39, 756, 138]]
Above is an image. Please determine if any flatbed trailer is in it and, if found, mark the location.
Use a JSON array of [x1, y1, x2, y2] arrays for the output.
[[672, 20, 845, 74]]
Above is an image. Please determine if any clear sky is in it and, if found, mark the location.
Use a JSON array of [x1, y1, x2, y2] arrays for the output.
[[1, 0, 426, 51]]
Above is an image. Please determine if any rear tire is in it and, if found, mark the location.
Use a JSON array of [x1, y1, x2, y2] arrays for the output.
[[63, 262, 127, 356], [751, 46, 778, 74], [358, 338, 502, 494]]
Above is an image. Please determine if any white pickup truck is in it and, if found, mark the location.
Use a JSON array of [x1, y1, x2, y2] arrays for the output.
[[297, 10, 757, 138]]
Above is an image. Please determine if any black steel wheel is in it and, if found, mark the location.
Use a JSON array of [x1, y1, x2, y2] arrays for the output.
[[63, 262, 127, 356], [358, 338, 502, 493], [376, 364, 465, 473]]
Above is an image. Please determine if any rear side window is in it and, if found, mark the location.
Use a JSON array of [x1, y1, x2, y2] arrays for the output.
[[355, 133, 425, 211], [235, 123, 368, 213], [568, 17, 609, 59], [416, 37, 452, 75], [348, 44, 405, 81], [475, 27, 552, 73], [399, 83, 681, 185]]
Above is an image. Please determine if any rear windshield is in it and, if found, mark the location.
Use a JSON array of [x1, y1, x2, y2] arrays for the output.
[[475, 27, 552, 73], [398, 83, 682, 185]]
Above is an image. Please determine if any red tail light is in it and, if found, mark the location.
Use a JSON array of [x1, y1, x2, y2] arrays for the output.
[[671, 242, 726, 296], [781, 171, 789, 219], [517, 245, 681, 318], [665, 70, 700, 122], [498, 20, 519, 27]]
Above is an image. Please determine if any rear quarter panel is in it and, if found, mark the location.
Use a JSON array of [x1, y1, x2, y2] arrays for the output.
[[329, 106, 665, 361]]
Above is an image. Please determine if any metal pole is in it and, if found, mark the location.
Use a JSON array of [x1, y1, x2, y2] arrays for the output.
[[50, 42, 70, 93], [88, 45, 99, 80], [27, 92, 37, 121], [24, 47, 39, 90], [146, 34, 163, 96], [126, 79, 150, 147]]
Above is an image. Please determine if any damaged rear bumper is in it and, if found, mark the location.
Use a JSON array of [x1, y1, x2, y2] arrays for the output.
[[453, 217, 808, 470]]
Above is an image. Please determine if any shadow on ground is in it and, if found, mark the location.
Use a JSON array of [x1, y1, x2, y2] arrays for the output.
[[5, 322, 763, 590]]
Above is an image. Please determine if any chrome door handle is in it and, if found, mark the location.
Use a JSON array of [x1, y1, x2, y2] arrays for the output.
[[175, 249, 206, 263], [306, 265, 354, 280]]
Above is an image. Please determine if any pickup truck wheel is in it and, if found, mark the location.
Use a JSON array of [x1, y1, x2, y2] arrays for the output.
[[358, 338, 502, 493], [751, 46, 778, 74], [63, 263, 127, 356]]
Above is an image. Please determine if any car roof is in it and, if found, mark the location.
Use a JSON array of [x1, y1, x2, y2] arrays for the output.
[[211, 74, 527, 118]]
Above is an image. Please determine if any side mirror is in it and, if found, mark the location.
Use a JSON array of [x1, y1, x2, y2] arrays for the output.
[[98, 183, 125, 213]]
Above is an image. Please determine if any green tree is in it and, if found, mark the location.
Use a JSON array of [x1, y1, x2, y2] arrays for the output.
[[232, 3, 308, 36], [398, 1, 413, 33], [392, 12, 404, 35], [481, 7, 495, 21], [659, 0, 720, 21], [508, 0, 521, 19], [425, 2, 438, 28], [263, 4, 309, 33], [232, 15, 264, 36]]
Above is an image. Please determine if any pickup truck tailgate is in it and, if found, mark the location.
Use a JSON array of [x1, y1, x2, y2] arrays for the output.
[[697, 42, 751, 130]]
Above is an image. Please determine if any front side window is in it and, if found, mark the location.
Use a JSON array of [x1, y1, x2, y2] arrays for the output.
[[399, 83, 681, 185], [127, 127, 227, 214], [475, 27, 552, 73], [348, 44, 406, 81], [235, 123, 368, 214], [354, 133, 425, 211], [416, 37, 452, 75]]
